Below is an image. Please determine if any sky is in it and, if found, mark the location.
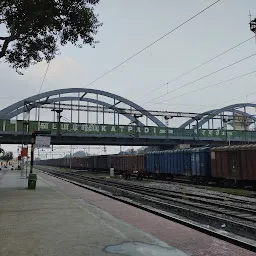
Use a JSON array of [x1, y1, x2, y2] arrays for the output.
[[1, 0, 256, 157]]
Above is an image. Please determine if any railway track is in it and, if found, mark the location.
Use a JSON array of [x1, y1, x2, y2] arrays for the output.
[[72, 170, 256, 206], [37, 167, 256, 252], [62, 172, 256, 223]]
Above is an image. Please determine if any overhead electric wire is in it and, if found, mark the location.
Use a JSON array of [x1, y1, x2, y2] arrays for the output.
[[219, 91, 256, 106], [38, 61, 51, 94], [200, 90, 256, 112], [147, 70, 256, 107], [83, 0, 221, 88], [204, 96, 250, 111], [143, 53, 256, 106], [139, 36, 255, 100]]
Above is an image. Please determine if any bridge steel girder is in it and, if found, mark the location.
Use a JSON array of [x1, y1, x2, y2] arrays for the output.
[[0, 132, 249, 146], [179, 110, 213, 129], [4, 97, 144, 126], [179, 103, 256, 129], [0, 88, 165, 127]]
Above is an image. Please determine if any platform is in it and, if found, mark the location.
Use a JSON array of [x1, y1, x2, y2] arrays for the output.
[[0, 168, 255, 256]]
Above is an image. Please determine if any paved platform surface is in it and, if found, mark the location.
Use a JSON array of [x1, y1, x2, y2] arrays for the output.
[[0, 169, 175, 256], [1, 169, 256, 256]]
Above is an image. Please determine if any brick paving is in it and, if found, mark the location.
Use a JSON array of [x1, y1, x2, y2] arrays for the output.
[[39, 172, 256, 256]]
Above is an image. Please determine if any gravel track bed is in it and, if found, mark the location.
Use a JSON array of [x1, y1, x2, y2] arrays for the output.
[[91, 176, 256, 208], [154, 196, 256, 228], [146, 182, 256, 203], [38, 167, 256, 209], [145, 182, 256, 207], [59, 172, 256, 228]]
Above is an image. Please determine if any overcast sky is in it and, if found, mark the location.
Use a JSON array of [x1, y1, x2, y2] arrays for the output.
[[1, 0, 256, 157]]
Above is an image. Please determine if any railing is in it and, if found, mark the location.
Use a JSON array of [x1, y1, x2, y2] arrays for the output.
[[0, 120, 255, 142]]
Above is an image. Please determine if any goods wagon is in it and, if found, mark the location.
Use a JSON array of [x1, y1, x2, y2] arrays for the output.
[[59, 158, 69, 168], [146, 147, 210, 183], [146, 151, 160, 175], [110, 154, 146, 179], [110, 155, 123, 174], [170, 149, 185, 176], [211, 145, 256, 188], [36, 144, 256, 188], [183, 149, 192, 176], [133, 154, 146, 179], [83, 156, 95, 170], [191, 147, 211, 183], [94, 155, 110, 171], [71, 157, 85, 170]]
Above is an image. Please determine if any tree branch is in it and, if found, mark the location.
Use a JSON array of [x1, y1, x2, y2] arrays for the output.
[[0, 35, 16, 58], [0, 36, 11, 40]]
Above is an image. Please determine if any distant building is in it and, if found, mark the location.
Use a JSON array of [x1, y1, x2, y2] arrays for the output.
[[228, 114, 254, 131]]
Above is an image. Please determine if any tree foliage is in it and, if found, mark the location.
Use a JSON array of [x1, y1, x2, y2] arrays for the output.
[[0, 0, 102, 73], [0, 151, 13, 163], [120, 146, 160, 155]]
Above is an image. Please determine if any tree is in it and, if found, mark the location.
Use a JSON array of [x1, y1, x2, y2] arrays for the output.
[[0, 151, 13, 163], [0, 0, 102, 73]]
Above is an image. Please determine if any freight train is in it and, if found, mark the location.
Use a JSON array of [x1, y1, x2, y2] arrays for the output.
[[36, 145, 256, 188]]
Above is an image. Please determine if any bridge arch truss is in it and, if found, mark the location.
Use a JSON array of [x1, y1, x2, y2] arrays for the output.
[[179, 103, 256, 129], [0, 88, 166, 127]]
